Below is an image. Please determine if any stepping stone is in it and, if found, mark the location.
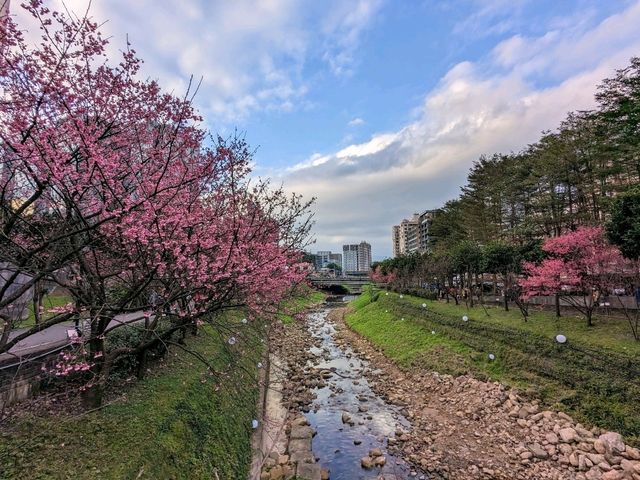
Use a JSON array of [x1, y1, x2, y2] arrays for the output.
[[290, 425, 314, 439], [296, 462, 321, 480]]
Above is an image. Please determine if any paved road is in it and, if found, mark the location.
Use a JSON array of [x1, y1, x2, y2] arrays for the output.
[[0, 311, 151, 366]]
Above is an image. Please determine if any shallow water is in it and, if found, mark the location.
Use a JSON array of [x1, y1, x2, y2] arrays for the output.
[[303, 306, 429, 480]]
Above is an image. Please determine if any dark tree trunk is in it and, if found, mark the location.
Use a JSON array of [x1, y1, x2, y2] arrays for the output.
[[32, 280, 43, 325], [503, 273, 509, 312], [82, 314, 108, 408]]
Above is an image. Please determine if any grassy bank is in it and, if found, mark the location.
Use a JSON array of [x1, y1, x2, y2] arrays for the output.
[[277, 288, 325, 324], [1, 288, 326, 479], [346, 288, 640, 444], [1, 325, 261, 479]]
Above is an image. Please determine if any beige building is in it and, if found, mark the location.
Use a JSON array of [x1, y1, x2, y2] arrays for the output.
[[392, 210, 436, 257]]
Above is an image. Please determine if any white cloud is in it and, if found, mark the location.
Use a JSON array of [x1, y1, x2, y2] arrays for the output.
[[15, 0, 379, 124], [348, 117, 365, 126], [321, 0, 384, 76], [280, 1, 640, 258]]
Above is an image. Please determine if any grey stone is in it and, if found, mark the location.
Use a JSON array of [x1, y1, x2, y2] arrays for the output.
[[290, 425, 314, 439], [296, 462, 321, 480], [288, 437, 312, 453]]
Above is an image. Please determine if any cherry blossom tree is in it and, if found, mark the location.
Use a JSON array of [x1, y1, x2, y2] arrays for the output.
[[520, 227, 635, 327], [370, 265, 396, 284], [0, 2, 313, 405]]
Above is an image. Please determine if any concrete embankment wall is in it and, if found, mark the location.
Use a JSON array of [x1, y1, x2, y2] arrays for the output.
[[0, 347, 65, 410]]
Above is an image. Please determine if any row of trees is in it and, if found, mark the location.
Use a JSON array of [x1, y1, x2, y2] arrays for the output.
[[0, 2, 312, 405], [373, 223, 639, 335], [373, 57, 640, 336], [429, 57, 640, 248]]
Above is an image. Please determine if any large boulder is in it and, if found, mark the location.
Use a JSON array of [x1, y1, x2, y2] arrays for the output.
[[598, 432, 625, 454]]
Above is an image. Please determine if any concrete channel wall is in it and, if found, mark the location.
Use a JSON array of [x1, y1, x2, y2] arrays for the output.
[[0, 346, 65, 410]]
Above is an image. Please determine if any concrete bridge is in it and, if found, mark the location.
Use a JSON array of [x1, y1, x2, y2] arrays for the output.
[[308, 276, 373, 294]]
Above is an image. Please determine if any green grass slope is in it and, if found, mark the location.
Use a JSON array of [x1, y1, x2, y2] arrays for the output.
[[0, 324, 261, 479]]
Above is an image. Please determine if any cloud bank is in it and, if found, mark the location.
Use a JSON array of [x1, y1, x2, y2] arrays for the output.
[[19, 0, 383, 123], [281, 1, 640, 259]]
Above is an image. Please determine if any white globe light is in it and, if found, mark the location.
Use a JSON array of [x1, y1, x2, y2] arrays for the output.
[[488, 353, 495, 361], [252, 419, 259, 429], [400, 295, 404, 298], [555, 334, 567, 344], [462, 315, 469, 322], [241, 318, 248, 324], [401, 317, 404, 321], [422, 303, 427, 308], [228, 336, 237, 345], [257, 362, 263, 369], [431, 330, 436, 335], [385, 292, 389, 296]]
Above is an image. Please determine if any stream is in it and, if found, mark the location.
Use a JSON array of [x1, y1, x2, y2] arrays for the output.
[[302, 300, 428, 479]]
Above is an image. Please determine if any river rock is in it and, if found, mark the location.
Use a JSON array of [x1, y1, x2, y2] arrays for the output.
[[625, 446, 640, 460], [559, 427, 578, 443], [530, 443, 549, 459], [594, 440, 607, 454], [296, 462, 321, 480], [602, 471, 623, 480], [369, 447, 383, 457], [546, 432, 559, 444], [361, 456, 374, 469], [290, 425, 314, 439], [599, 432, 625, 454], [585, 467, 603, 480], [621, 458, 640, 473], [374, 456, 386, 466], [269, 465, 284, 480]]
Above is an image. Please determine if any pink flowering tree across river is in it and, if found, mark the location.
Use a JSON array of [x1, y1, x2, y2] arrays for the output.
[[519, 227, 637, 328], [0, 2, 313, 405]]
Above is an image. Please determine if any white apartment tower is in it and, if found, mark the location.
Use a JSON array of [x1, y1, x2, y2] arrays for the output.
[[342, 241, 372, 273]]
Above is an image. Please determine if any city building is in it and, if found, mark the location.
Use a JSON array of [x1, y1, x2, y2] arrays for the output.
[[342, 245, 358, 273], [357, 241, 371, 272], [342, 241, 371, 274], [392, 210, 436, 257], [315, 251, 331, 270], [392, 225, 401, 258], [314, 250, 343, 271]]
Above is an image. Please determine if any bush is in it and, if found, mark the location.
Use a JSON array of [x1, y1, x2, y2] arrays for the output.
[[390, 287, 438, 300]]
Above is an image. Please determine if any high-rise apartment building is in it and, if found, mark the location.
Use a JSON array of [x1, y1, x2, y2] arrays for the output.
[[342, 241, 372, 273], [357, 241, 371, 272], [392, 225, 401, 257], [391, 210, 436, 257]]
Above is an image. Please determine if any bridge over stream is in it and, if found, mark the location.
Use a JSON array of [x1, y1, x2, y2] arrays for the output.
[[308, 275, 375, 294]]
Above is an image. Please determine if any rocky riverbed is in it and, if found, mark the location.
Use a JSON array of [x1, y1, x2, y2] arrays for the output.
[[332, 306, 640, 480], [260, 301, 640, 480]]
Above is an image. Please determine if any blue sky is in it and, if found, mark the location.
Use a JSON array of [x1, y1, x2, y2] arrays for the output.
[[24, 0, 640, 258]]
